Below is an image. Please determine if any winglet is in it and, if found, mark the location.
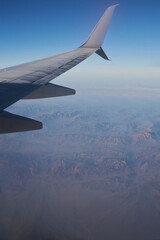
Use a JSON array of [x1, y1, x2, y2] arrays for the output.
[[96, 47, 110, 60], [81, 4, 119, 49]]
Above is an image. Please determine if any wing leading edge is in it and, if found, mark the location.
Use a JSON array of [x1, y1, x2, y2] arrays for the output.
[[0, 4, 118, 111]]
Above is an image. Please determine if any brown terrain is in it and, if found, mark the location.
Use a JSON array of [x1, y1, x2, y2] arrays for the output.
[[0, 93, 160, 240]]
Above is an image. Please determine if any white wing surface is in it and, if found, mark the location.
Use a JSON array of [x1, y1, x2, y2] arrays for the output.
[[0, 4, 118, 111]]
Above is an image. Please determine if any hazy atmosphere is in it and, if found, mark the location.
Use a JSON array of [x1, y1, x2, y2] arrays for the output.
[[0, 0, 160, 240]]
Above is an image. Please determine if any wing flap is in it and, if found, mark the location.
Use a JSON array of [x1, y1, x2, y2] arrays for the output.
[[0, 111, 42, 134], [24, 83, 76, 99]]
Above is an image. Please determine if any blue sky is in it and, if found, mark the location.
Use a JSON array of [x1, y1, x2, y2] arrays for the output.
[[0, 0, 160, 86]]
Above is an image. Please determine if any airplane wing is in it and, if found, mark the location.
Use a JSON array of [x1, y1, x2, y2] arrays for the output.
[[0, 4, 118, 112]]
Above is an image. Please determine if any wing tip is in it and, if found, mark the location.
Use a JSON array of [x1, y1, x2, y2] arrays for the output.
[[80, 3, 119, 49], [108, 4, 120, 9]]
